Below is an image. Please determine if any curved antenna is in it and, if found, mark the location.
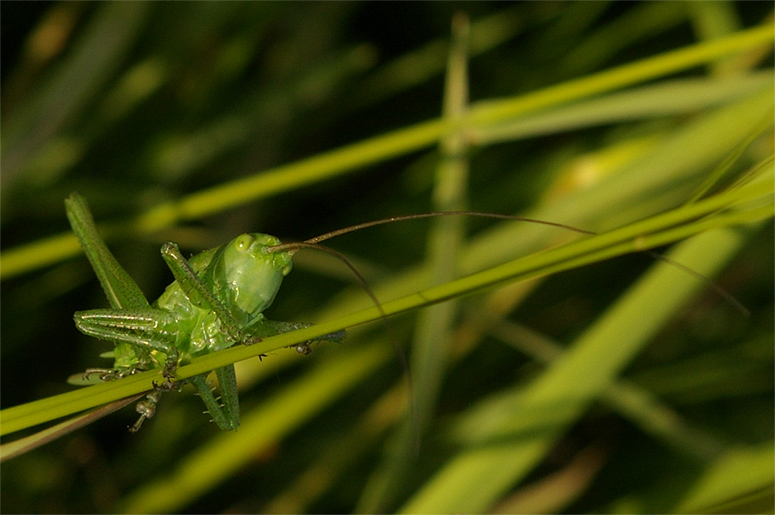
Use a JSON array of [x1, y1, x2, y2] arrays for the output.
[[270, 211, 749, 317], [265, 210, 748, 456], [267, 241, 418, 439], [300, 211, 595, 246], [643, 249, 750, 317]]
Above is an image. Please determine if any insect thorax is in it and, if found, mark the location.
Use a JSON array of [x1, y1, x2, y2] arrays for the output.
[[151, 233, 293, 358]]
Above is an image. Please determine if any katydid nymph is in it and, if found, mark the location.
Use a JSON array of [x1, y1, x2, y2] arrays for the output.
[[66, 193, 745, 433], [65, 192, 346, 432]]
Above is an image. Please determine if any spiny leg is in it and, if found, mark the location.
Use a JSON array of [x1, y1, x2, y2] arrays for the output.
[[74, 308, 181, 380], [138, 244, 246, 430], [65, 193, 151, 311], [82, 367, 141, 382], [189, 365, 240, 431], [66, 194, 182, 431], [255, 319, 347, 355], [215, 365, 240, 429], [160, 242, 253, 346]]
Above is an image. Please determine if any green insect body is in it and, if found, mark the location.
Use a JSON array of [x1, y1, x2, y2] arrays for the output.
[[65, 193, 344, 432]]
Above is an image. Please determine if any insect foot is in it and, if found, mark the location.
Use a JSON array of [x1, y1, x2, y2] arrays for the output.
[[293, 342, 313, 355], [161, 357, 181, 386], [288, 328, 347, 355], [82, 368, 117, 382], [129, 390, 162, 433], [153, 378, 184, 393], [82, 367, 138, 382], [128, 381, 183, 432]]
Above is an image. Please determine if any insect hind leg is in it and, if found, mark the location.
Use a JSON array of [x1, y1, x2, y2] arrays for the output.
[[74, 307, 181, 379]]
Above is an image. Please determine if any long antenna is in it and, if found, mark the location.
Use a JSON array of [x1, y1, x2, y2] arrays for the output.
[[299, 211, 595, 246], [268, 210, 748, 316], [267, 240, 416, 436], [264, 209, 749, 468]]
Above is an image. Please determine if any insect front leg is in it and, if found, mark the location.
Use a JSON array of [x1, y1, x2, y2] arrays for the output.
[[253, 319, 347, 355], [157, 244, 262, 430], [160, 242, 252, 346]]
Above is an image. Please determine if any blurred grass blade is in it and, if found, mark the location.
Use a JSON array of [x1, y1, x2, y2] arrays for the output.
[[352, 5, 526, 109], [2, 23, 771, 280], [118, 340, 389, 514], [357, 14, 472, 512], [469, 22, 773, 127], [473, 72, 772, 144], [673, 442, 775, 513], [1, 2, 149, 189], [2, 169, 769, 437], [399, 222, 763, 513], [0, 394, 142, 462], [685, 112, 773, 204]]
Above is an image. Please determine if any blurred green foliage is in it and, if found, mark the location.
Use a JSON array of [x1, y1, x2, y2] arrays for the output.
[[1, 2, 773, 513]]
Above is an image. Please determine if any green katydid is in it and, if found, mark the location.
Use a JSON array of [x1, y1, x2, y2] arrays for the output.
[[65, 192, 345, 432], [66, 193, 746, 434]]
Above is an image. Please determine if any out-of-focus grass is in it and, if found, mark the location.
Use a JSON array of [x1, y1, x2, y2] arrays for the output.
[[1, 3, 772, 513]]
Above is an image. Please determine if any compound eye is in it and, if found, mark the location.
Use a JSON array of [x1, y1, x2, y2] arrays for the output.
[[233, 234, 255, 252]]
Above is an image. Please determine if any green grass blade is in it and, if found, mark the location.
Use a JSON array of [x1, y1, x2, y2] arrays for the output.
[[2, 23, 771, 280], [357, 16, 473, 512], [673, 442, 775, 513], [3, 7, 772, 513], [0, 394, 142, 462], [2, 171, 768, 437], [399, 223, 763, 513], [118, 340, 389, 514]]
